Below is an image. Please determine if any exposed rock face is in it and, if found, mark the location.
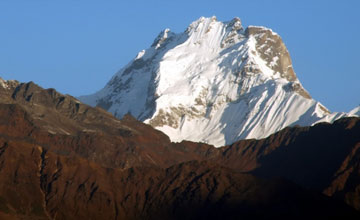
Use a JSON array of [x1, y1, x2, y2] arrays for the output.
[[245, 26, 296, 82], [245, 26, 311, 99], [0, 80, 360, 218], [79, 17, 348, 147]]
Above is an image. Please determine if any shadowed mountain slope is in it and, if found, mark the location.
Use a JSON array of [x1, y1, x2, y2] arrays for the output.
[[0, 80, 359, 219]]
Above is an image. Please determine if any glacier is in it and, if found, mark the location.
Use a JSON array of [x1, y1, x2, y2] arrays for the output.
[[80, 16, 352, 147]]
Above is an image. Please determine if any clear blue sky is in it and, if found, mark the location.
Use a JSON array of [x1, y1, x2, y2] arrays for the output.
[[0, 0, 359, 112]]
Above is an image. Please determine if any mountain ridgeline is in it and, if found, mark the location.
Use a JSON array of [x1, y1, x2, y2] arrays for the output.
[[80, 16, 351, 147], [0, 78, 360, 219], [1, 16, 360, 220]]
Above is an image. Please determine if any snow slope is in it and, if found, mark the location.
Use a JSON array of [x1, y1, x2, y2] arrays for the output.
[[349, 106, 360, 116], [79, 16, 351, 147]]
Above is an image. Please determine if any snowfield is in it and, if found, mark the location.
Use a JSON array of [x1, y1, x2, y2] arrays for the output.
[[80, 16, 353, 147]]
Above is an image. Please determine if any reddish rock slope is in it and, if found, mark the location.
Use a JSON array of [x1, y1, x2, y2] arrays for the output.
[[0, 80, 359, 219]]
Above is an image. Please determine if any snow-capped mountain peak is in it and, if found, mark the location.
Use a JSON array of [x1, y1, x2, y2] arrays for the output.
[[349, 106, 360, 116], [79, 16, 350, 147], [151, 28, 175, 49]]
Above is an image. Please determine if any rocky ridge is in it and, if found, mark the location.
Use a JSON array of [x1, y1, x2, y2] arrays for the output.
[[79, 16, 349, 147], [0, 79, 359, 219]]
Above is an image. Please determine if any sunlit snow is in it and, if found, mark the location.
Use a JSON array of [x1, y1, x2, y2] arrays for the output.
[[79, 17, 353, 147]]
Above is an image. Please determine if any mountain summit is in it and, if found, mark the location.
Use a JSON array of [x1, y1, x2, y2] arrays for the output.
[[80, 16, 348, 147]]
